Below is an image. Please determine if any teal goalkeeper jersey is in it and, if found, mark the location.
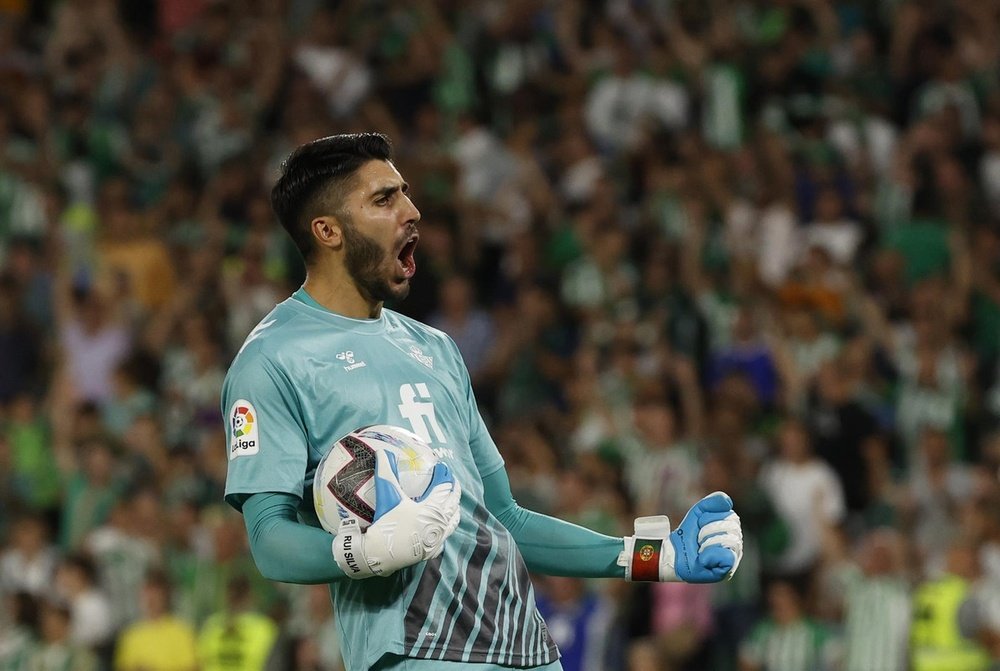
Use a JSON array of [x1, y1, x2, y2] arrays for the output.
[[222, 290, 559, 670]]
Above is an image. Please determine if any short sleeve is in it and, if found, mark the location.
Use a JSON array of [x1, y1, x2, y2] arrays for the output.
[[222, 354, 309, 510]]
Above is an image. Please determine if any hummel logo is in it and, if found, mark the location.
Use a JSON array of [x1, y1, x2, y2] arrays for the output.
[[336, 351, 367, 372], [408, 345, 434, 369]]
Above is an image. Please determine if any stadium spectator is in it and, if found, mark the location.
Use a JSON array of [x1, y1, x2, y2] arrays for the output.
[[738, 581, 838, 671], [0, 273, 41, 404], [0, 591, 38, 669], [197, 576, 278, 671], [5, 395, 60, 514], [621, 390, 702, 521], [633, 580, 715, 671], [427, 273, 497, 382], [267, 584, 343, 671], [803, 358, 880, 516], [53, 274, 131, 407], [86, 494, 159, 631], [53, 554, 114, 654], [534, 577, 617, 671], [30, 598, 98, 671], [58, 438, 123, 552], [0, 513, 57, 598], [911, 543, 991, 671], [836, 529, 912, 671], [759, 418, 846, 584], [113, 570, 197, 671]]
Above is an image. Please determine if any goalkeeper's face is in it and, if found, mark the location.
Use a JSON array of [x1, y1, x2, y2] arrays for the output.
[[338, 160, 421, 304]]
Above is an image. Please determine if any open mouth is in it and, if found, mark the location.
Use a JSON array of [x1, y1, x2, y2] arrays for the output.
[[396, 234, 418, 279]]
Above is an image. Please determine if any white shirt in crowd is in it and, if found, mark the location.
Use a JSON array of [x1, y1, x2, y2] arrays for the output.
[[58, 320, 130, 403], [585, 72, 688, 152], [756, 203, 800, 288], [69, 588, 114, 648], [760, 458, 847, 573], [0, 547, 58, 597], [802, 219, 863, 266]]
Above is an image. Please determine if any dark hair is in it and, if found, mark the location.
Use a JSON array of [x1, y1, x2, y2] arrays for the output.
[[61, 553, 99, 586], [11, 591, 40, 630], [270, 133, 393, 263]]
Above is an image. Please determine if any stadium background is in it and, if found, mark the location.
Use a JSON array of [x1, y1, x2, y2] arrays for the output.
[[1, 0, 1000, 669]]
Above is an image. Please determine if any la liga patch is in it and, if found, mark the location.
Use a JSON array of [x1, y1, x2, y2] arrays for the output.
[[229, 399, 260, 459]]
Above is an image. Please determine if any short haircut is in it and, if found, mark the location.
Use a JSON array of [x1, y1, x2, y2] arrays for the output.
[[270, 133, 393, 263]]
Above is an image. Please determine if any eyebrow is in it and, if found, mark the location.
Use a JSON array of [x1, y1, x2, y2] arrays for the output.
[[371, 182, 408, 201]]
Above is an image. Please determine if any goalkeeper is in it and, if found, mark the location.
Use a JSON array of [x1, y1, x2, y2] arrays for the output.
[[222, 133, 743, 671]]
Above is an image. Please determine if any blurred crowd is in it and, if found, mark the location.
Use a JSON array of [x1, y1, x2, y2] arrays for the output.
[[1, 0, 1000, 670]]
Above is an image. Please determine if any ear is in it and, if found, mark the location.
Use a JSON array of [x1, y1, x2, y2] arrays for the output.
[[311, 216, 343, 252]]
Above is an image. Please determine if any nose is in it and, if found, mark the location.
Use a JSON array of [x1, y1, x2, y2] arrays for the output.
[[404, 195, 420, 227]]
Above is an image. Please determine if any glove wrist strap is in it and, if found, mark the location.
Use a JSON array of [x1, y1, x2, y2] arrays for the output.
[[334, 519, 376, 579], [618, 515, 679, 582]]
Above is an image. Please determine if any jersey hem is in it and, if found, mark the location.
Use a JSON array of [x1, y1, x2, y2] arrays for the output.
[[368, 641, 561, 669], [371, 653, 562, 669], [387, 647, 562, 668]]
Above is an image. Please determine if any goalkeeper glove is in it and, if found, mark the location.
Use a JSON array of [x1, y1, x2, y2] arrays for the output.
[[334, 450, 462, 579], [619, 491, 743, 583]]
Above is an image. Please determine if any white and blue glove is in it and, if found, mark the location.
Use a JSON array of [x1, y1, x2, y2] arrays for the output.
[[619, 491, 743, 583], [334, 450, 462, 579]]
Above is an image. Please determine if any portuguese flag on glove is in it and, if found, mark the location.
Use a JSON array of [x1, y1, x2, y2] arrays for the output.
[[619, 492, 744, 583]]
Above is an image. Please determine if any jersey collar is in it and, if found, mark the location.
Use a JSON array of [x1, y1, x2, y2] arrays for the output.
[[290, 287, 388, 334]]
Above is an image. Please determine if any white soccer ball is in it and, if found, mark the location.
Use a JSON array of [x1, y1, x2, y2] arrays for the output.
[[313, 424, 439, 533]]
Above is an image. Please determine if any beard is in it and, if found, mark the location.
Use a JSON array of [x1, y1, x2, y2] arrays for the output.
[[340, 217, 411, 304]]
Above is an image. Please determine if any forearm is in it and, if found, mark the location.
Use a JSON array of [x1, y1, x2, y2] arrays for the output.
[[241, 492, 348, 584], [482, 468, 624, 579], [500, 505, 625, 578]]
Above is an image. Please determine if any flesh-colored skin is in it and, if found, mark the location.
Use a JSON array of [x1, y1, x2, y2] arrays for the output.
[[303, 159, 421, 319]]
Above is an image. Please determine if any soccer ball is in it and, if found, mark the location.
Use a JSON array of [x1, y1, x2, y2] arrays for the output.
[[313, 425, 439, 533]]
